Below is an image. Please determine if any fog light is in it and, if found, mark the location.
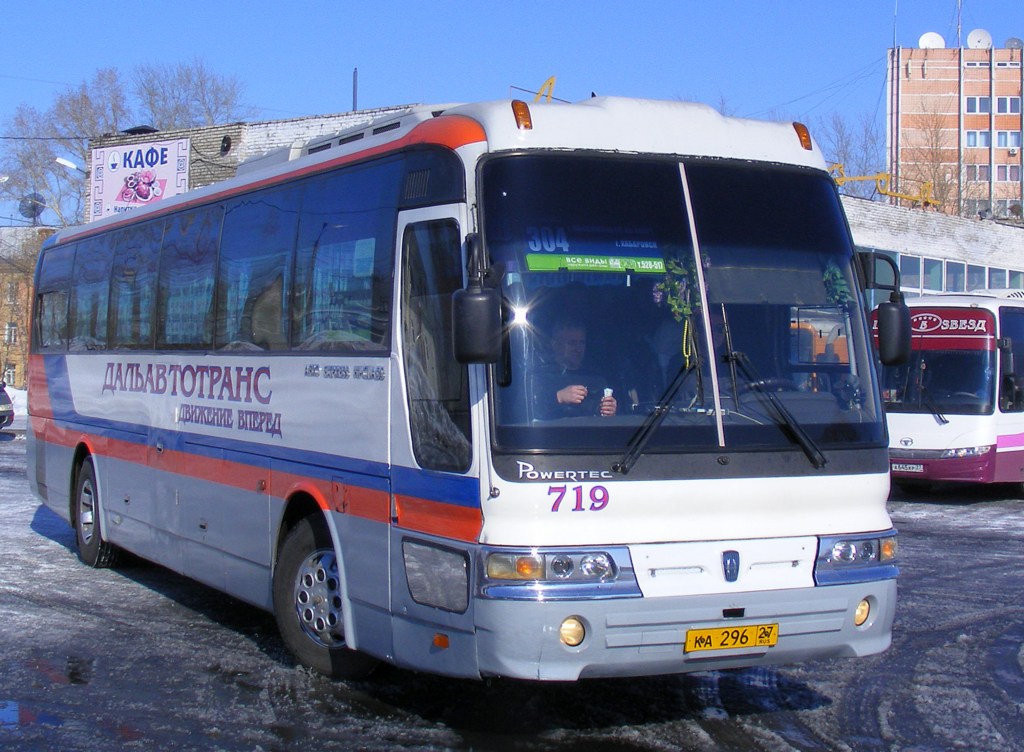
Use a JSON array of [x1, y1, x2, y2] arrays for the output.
[[559, 617, 586, 647], [854, 598, 871, 627]]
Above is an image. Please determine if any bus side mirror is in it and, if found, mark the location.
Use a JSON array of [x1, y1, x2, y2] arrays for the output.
[[453, 232, 502, 364], [999, 337, 1014, 377], [452, 285, 502, 363], [875, 295, 911, 365]]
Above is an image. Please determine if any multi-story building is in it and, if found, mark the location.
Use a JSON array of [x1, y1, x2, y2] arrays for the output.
[[887, 29, 1023, 220], [0, 226, 55, 388]]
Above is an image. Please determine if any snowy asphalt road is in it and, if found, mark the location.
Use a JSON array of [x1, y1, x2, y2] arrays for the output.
[[2, 427, 1024, 750]]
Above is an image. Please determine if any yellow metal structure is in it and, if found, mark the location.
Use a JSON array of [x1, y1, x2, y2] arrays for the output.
[[534, 76, 557, 103], [830, 164, 939, 207]]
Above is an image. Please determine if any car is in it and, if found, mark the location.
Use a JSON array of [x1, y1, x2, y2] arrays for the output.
[[0, 382, 13, 429]]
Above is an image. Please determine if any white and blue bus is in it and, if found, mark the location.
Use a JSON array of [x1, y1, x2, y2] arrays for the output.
[[29, 97, 906, 681]]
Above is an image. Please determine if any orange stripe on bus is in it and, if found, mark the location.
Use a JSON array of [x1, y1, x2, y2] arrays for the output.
[[395, 494, 483, 543]]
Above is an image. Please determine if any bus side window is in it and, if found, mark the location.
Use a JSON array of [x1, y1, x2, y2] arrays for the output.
[[400, 219, 471, 473], [34, 243, 75, 353], [157, 206, 222, 349], [217, 187, 299, 351], [999, 308, 1024, 411]]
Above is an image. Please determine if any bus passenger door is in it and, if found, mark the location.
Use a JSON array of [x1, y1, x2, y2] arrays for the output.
[[387, 206, 480, 673]]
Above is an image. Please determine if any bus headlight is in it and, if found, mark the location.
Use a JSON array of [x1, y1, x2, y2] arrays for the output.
[[814, 531, 899, 585], [484, 550, 618, 583], [940, 445, 992, 459], [480, 547, 640, 600]]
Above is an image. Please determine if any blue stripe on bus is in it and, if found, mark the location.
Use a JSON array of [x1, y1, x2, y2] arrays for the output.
[[38, 355, 481, 507]]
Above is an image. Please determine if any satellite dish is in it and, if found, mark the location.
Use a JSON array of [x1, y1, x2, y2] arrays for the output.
[[1007, 37, 1024, 50], [967, 28, 993, 49], [18, 192, 45, 220], [919, 31, 946, 49]]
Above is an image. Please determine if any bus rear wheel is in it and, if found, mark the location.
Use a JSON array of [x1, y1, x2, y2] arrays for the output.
[[272, 515, 377, 679], [73, 457, 120, 568]]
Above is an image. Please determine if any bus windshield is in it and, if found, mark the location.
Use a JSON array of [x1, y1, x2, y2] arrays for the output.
[[881, 307, 996, 416], [482, 154, 884, 455]]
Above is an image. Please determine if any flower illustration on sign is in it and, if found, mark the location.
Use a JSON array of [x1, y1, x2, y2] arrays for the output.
[[118, 170, 165, 204]]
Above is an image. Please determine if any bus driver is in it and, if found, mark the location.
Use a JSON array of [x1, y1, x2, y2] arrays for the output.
[[537, 319, 617, 418]]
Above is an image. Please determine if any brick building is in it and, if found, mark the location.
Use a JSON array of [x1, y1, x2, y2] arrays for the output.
[[887, 30, 1024, 220], [0, 226, 55, 388]]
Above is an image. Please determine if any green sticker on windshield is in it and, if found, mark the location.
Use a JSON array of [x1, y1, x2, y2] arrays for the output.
[[525, 253, 666, 273]]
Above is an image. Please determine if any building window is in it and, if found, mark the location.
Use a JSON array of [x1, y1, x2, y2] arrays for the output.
[[946, 262, 966, 292], [900, 255, 921, 292], [967, 96, 991, 114], [996, 165, 1022, 182], [966, 131, 992, 148], [968, 264, 986, 291], [966, 164, 991, 181], [997, 97, 1022, 115], [4, 281, 15, 305], [989, 268, 1008, 289], [3, 322, 16, 346], [996, 131, 1023, 148], [1010, 271, 1024, 289], [924, 258, 943, 291]]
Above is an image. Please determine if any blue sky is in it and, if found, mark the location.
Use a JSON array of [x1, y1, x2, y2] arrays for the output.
[[3, 1, 1021, 121], [1, 0, 1022, 223]]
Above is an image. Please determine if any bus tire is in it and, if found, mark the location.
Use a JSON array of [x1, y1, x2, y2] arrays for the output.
[[272, 515, 377, 679], [73, 457, 120, 568]]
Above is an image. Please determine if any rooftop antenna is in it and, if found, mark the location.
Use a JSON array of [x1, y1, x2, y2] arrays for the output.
[[353, 67, 358, 111], [892, 0, 897, 49], [957, 0, 962, 48]]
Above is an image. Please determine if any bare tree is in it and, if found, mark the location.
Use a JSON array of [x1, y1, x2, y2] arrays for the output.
[[134, 58, 257, 130], [814, 111, 886, 200], [898, 109, 959, 211], [0, 68, 132, 226], [1, 60, 256, 227]]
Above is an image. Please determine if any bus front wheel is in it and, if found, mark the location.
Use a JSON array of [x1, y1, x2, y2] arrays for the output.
[[73, 457, 120, 568], [272, 515, 377, 679]]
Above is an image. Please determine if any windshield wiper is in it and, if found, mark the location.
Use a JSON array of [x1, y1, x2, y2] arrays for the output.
[[728, 350, 828, 469], [612, 359, 699, 475], [919, 389, 949, 425]]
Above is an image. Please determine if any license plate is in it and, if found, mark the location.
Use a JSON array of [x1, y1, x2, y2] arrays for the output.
[[891, 463, 924, 473], [684, 623, 779, 653]]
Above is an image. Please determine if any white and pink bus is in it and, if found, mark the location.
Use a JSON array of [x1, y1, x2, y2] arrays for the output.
[[29, 97, 906, 681], [881, 292, 1024, 488]]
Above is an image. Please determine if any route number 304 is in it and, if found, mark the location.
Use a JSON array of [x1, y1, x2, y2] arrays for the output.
[[548, 485, 609, 512]]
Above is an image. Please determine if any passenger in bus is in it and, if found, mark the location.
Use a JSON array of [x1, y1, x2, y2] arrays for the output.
[[536, 319, 617, 418]]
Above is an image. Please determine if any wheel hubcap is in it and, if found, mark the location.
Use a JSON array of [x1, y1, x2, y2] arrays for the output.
[[78, 479, 95, 544], [293, 549, 345, 648]]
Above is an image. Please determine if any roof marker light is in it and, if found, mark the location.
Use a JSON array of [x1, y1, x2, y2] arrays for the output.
[[793, 122, 813, 151], [511, 100, 533, 130]]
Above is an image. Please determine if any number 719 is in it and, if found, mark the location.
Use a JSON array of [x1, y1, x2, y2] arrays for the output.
[[548, 485, 609, 512]]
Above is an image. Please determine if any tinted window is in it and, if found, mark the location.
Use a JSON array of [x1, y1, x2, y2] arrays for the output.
[[217, 186, 299, 351], [70, 236, 114, 351], [293, 158, 401, 351], [157, 206, 222, 348], [110, 221, 164, 349], [35, 244, 76, 352], [401, 219, 471, 471]]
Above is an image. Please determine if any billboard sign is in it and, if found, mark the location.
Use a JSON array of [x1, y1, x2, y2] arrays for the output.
[[89, 138, 190, 221]]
